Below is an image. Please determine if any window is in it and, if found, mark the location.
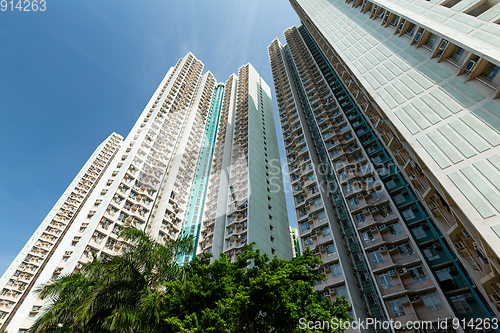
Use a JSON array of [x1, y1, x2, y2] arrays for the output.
[[393, 193, 405, 204], [308, 173, 315, 182], [423, 247, 440, 261], [388, 298, 406, 317], [435, 268, 452, 281], [355, 213, 366, 224], [386, 180, 396, 189], [370, 251, 384, 264], [317, 211, 327, 222], [314, 198, 322, 207], [397, 243, 414, 257], [484, 63, 500, 81], [408, 265, 427, 283], [327, 286, 344, 302], [401, 208, 415, 221], [331, 263, 341, 277], [388, 223, 403, 236], [349, 197, 360, 207], [304, 237, 313, 247], [411, 225, 426, 239], [450, 294, 472, 314], [326, 244, 336, 256], [421, 292, 443, 312], [362, 230, 375, 243], [378, 272, 394, 289], [322, 227, 331, 237], [344, 184, 354, 193]]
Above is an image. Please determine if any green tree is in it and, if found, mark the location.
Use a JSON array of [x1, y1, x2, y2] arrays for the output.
[[29, 227, 194, 333], [161, 244, 351, 333]]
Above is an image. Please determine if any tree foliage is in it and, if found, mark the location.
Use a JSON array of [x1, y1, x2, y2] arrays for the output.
[[161, 244, 350, 333], [29, 230, 349, 333], [29, 227, 194, 333]]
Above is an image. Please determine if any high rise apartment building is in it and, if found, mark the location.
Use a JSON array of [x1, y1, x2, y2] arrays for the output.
[[269, 0, 500, 331], [0, 53, 292, 332]]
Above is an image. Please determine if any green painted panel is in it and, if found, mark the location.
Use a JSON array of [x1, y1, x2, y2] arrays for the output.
[[450, 0, 477, 12], [412, 100, 441, 124], [471, 108, 500, 133], [424, 61, 452, 79], [430, 88, 464, 112], [448, 79, 485, 102], [398, 51, 420, 67], [461, 166, 500, 213], [384, 85, 406, 104], [474, 160, 500, 192], [403, 49, 427, 62], [364, 72, 381, 89], [391, 57, 411, 72], [365, 52, 380, 66], [483, 101, 500, 117], [378, 66, 396, 81], [378, 89, 398, 109], [428, 131, 464, 164], [472, 31, 500, 49], [452, 14, 483, 27], [444, 20, 474, 34], [384, 61, 403, 77], [437, 125, 476, 158], [423, 11, 447, 23], [448, 172, 496, 218], [370, 69, 388, 85], [408, 71, 433, 89], [402, 104, 430, 129], [488, 155, 500, 172], [448, 119, 490, 152], [359, 56, 374, 70], [421, 94, 452, 119], [461, 114, 500, 146], [393, 81, 415, 99], [478, 3, 500, 21], [395, 109, 420, 134], [353, 60, 368, 74], [416, 66, 442, 84], [401, 76, 424, 95], [371, 48, 387, 62], [377, 44, 393, 57], [418, 135, 452, 168]]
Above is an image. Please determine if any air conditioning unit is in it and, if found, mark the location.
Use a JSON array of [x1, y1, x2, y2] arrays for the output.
[[370, 227, 378, 232], [322, 291, 329, 297], [415, 32, 422, 42], [438, 40, 448, 50], [318, 246, 324, 251], [379, 246, 387, 252], [433, 243, 442, 249], [379, 224, 386, 230], [464, 293, 473, 300], [412, 295, 421, 302], [357, 193, 363, 197], [465, 60, 476, 73], [362, 209, 370, 214], [329, 288, 337, 294], [387, 245, 395, 251], [389, 269, 397, 276], [398, 268, 407, 275]]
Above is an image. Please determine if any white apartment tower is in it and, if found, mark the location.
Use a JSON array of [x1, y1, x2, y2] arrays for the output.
[[0, 53, 292, 333], [269, 0, 500, 331]]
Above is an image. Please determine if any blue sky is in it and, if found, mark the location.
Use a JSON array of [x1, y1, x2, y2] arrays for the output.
[[0, 0, 299, 276]]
